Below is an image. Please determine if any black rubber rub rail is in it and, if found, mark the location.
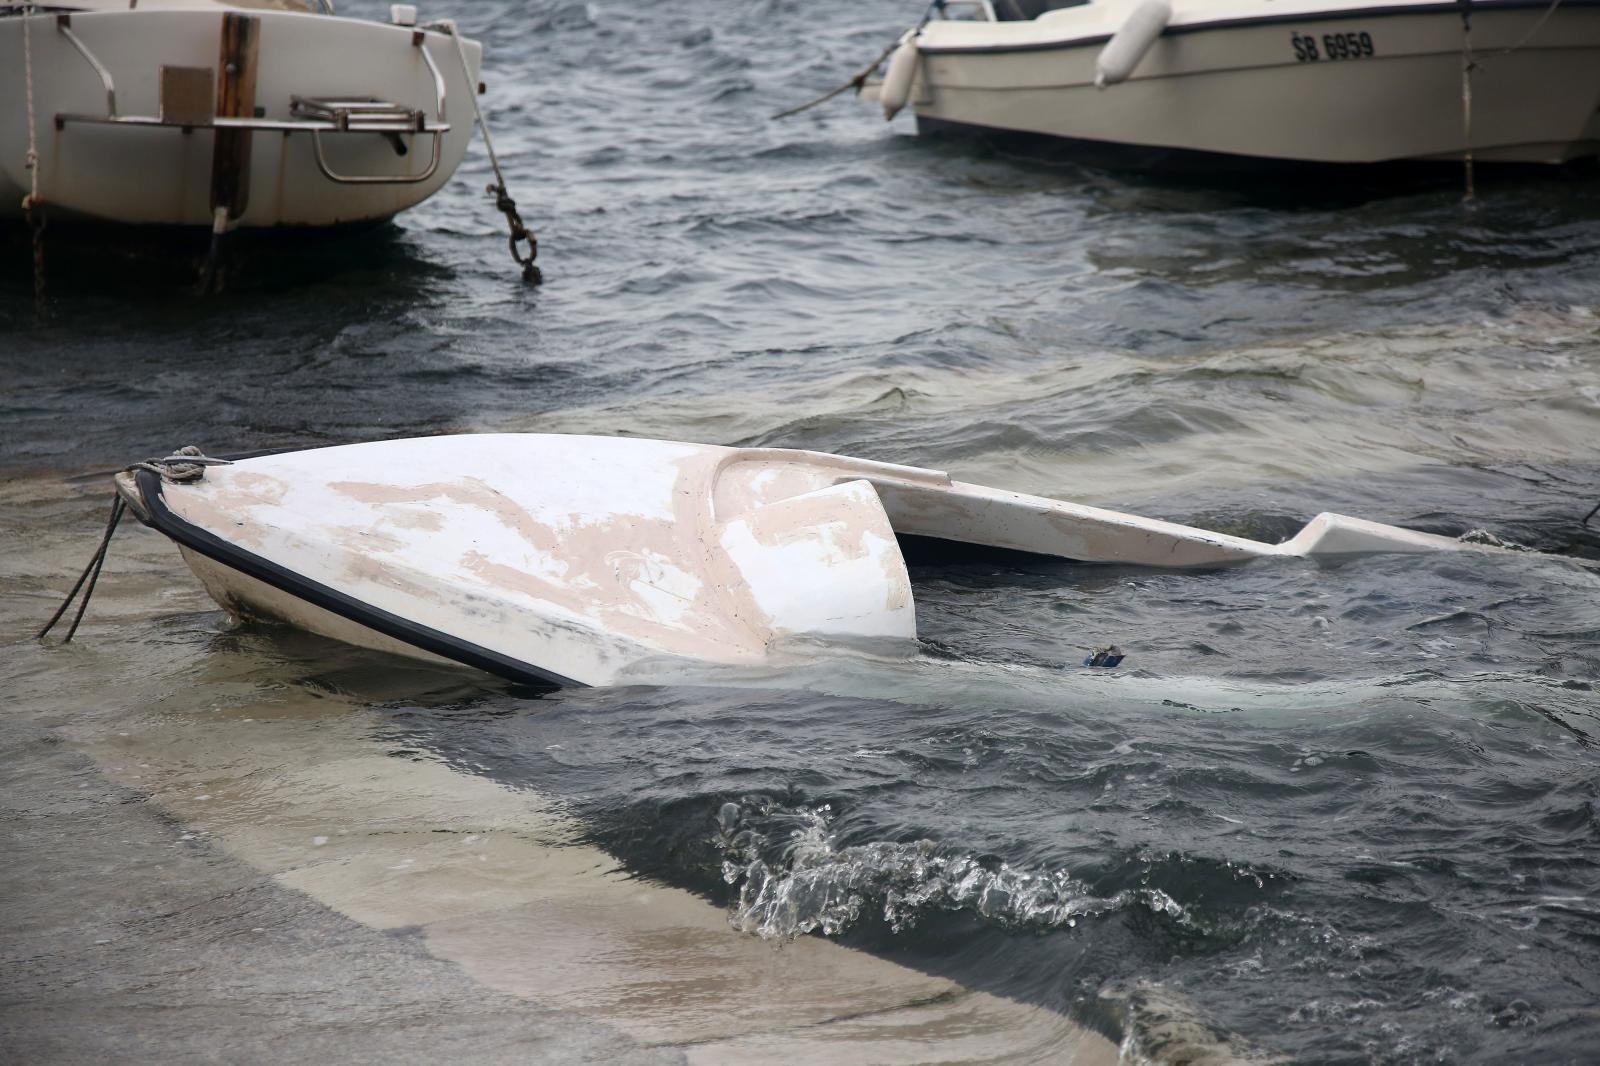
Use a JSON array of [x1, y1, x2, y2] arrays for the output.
[[133, 468, 583, 689]]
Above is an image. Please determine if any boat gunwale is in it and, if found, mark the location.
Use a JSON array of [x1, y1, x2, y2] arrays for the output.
[[915, 0, 1600, 55], [130, 468, 583, 690]]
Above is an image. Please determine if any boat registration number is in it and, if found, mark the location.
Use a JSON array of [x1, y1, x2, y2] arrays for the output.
[[1291, 31, 1375, 61]]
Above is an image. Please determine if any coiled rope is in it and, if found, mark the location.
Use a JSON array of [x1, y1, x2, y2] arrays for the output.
[[37, 447, 228, 645], [123, 445, 226, 485]]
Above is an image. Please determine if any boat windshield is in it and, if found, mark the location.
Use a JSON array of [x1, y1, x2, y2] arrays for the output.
[[991, 0, 1090, 20], [934, 0, 1089, 22]]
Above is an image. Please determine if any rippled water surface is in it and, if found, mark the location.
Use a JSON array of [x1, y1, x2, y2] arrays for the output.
[[4, 1, 1600, 1062]]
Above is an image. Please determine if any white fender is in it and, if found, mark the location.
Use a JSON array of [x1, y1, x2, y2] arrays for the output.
[[881, 32, 921, 120], [1094, 0, 1171, 89]]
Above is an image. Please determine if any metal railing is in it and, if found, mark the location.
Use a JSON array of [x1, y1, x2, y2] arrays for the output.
[[55, 14, 116, 117], [50, 16, 451, 185]]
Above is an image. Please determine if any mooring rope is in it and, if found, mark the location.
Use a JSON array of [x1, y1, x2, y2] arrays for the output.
[[1453, 0, 1560, 202], [37, 447, 228, 645], [771, 37, 903, 121], [36, 495, 126, 644], [772, 0, 945, 121], [1459, 1, 1476, 202], [20, 0, 46, 312], [432, 20, 542, 284], [1487, 0, 1563, 58]]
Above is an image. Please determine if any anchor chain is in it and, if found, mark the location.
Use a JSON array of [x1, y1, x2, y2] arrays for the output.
[[430, 18, 543, 284], [489, 181, 541, 284], [26, 196, 46, 310]]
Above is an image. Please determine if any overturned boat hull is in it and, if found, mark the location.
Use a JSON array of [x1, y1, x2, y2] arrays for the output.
[[118, 434, 1479, 687]]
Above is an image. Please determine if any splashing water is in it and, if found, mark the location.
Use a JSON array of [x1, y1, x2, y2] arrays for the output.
[[714, 796, 1198, 939]]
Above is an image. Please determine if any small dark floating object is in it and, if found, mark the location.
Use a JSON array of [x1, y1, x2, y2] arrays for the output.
[[1084, 645, 1125, 669]]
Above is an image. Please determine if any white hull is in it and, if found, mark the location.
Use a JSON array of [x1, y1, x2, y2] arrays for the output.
[[1, 3, 480, 227], [898, 0, 1600, 165], [117, 434, 1485, 688]]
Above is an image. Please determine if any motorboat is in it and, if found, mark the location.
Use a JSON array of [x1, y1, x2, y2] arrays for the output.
[[110, 434, 1488, 688], [0, 0, 484, 230], [868, 0, 1600, 167]]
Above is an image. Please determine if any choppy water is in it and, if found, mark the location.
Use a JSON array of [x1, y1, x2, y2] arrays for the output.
[[4, 1, 1600, 1062]]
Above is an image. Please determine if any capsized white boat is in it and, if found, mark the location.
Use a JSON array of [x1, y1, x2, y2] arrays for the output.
[[869, 0, 1600, 166], [1, 0, 484, 229], [113, 434, 1491, 688]]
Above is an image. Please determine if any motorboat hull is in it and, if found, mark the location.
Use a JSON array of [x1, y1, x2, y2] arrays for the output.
[[0, 5, 480, 228], [115, 434, 1484, 688], [896, 0, 1600, 165]]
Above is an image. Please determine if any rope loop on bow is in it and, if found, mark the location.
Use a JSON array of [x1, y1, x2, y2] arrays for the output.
[[125, 445, 232, 484]]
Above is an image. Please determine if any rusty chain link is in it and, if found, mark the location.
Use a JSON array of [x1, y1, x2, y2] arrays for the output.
[[488, 181, 540, 284]]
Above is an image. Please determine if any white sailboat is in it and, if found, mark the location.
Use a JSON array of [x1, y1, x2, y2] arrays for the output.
[[1, 0, 485, 230]]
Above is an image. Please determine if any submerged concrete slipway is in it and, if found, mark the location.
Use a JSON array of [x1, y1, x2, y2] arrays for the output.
[[4, 1, 1600, 1063]]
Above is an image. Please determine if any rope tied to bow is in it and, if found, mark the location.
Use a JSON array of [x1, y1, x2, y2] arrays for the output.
[[36, 495, 125, 645], [125, 445, 231, 484], [37, 447, 230, 644]]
